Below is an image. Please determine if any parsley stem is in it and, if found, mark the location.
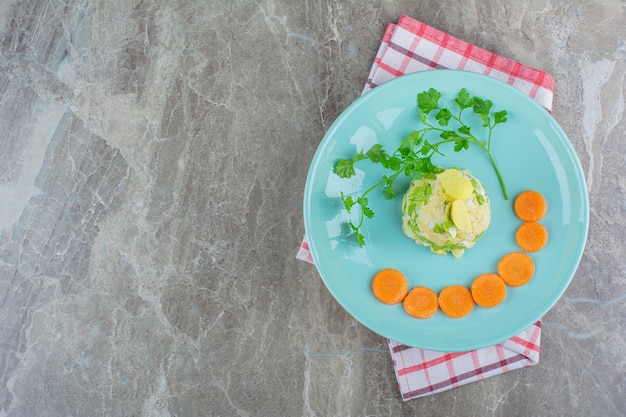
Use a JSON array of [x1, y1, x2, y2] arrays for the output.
[[486, 151, 508, 200], [353, 170, 403, 228]]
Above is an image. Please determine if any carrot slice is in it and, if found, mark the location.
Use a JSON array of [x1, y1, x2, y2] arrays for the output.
[[516, 221, 548, 252], [371, 269, 408, 304], [514, 190, 547, 222], [471, 273, 506, 308], [438, 286, 474, 318], [403, 286, 438, 318], [498, 252, 535, 286]]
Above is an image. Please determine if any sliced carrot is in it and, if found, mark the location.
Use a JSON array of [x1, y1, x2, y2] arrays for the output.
[[516, 221, 548, 252], [403, 286, 439, 318], [438, 286, 474, 318], [372, 268, 408, 304], [498, 252, 535, 286], [514, 190, 547, 222], [471, 273, 506, 308]]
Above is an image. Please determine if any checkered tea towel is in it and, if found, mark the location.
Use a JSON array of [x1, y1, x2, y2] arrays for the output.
[[298, 15, 552, 401]]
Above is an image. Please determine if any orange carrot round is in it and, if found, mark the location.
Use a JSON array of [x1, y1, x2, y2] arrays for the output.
[[372, 268, 408, 304], [498, 252, 535, 286], [403, 286, 439, 319], [514, 190, 547, 222], [516, 221, 548, 252], [438, 285, 474, 318], [471, 273, 506, 308]]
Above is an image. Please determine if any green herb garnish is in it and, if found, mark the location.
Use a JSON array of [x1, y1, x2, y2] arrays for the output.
[[334, 87, 508, 246]]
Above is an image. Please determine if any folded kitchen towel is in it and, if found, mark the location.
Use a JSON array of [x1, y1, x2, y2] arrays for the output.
[[298, 15, 552, 401], [389, 321, 541, 400], [362, 15, 554, 109]]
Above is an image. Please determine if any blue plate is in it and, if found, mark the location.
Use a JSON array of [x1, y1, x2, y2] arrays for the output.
[[303, 70, 589, 352]]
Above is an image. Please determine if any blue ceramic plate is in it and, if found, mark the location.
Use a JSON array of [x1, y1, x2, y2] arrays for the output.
[[303, 70, 589, 352]]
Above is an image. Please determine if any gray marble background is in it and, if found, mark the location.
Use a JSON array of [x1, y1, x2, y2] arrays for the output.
[[0, 1, 624, 416]]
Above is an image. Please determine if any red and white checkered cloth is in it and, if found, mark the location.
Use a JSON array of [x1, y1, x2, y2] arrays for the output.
[[298, 15, 551, 401], [388, 322, 541, 399]]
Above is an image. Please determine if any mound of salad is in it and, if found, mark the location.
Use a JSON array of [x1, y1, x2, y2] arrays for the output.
[[401, 168, 490, 257]]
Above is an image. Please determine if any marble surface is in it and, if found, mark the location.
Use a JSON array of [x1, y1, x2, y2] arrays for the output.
[[0, 1, 624, 416]]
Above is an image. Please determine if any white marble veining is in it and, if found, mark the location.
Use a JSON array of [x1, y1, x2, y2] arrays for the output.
[[0, 1, 624, 416]]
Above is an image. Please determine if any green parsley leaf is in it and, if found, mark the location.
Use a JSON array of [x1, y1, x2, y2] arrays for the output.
[[473, 97, 493, 127], [355, 230, 366, 247], [362, 205, 375, 219], [454, 88, 474, 110], [414, 157, 439, 176], [356, 196, 369, 208], [407, 130, 423, 147], [440, 130, 462, 141], [435, 108, 452, 126], [458, 125, 471, 135], [398, 141, 412, 157], [417, 88, 442, 113], [494, 110, 508, 125], [334, 152, 368, 178], [472, 97, 493, 115], [420, 140, 433, 156], [381, 156, 401, 171], [403, 161, 416, 177], [382, 181, 395, 200], [366, 144, 387, 162], [334, 159, 355, 178], [453, 137, 470, 152], [341, 193, 355, 213]]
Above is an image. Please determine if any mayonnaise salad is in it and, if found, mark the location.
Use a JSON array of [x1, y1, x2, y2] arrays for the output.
[[401, 168, 490, 257]]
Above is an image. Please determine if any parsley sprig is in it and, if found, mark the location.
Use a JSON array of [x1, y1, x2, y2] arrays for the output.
[[334, 87, 509, 247]]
